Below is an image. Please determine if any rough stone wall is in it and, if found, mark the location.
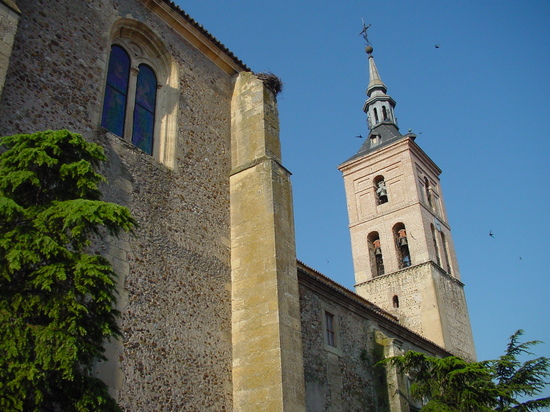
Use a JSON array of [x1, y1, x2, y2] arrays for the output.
[[434, 270, 477, 361], [298, 268, 452, 412], [356, 263, 444, 347], [0, 1, 19, 98], [356, 262, 476, 361], [299, 282, 379, 411], [0, 0, 236, 409]]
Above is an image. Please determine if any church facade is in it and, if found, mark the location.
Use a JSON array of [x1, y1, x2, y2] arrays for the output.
[[0, 1, 474, 411]]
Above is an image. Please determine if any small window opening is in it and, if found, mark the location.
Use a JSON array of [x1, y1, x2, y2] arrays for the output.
[[382, 105, 389, 121], [374, 176, 388, 204], [392, 295, 399, 308], [325, 312, 336, 347], [373, 107, 379, 123]]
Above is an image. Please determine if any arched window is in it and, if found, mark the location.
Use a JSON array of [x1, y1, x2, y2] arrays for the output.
[[368, 232, 385, 277], [373, 107, 379, 124], [132, 64, 157, 154], [393, 223, 412, 268], [101, 45, 131, 137], [374, 175, 388, 204], [102, 47, 158, 156], [101, 19, 178, 167], [431, 224, 441, 266], [382, 105, 388, 121]]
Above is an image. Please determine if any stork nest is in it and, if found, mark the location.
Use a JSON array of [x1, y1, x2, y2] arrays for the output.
[[255, 72, 283, 96]]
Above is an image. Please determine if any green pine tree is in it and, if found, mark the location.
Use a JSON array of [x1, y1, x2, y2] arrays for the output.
[[381, 330, 550, 411], [492, 330, 550, 411], [0, 130, 135, 411]]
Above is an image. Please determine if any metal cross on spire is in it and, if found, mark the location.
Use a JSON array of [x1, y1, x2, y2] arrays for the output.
[[359, 18, 372, 46]]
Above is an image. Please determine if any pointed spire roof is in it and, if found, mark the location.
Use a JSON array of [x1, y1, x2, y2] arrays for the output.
[[367, 53, 387, 96], [341, 46, 417, 164]]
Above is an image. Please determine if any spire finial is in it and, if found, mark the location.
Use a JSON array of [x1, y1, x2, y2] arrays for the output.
[[359, 18, 374, 54]]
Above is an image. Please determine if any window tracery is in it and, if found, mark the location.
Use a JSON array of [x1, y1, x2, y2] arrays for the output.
[[101, 19, 178, 168]]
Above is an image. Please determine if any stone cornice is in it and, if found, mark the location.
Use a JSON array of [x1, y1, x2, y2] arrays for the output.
[[355, 260, 464, 288], [139, 0, 249, 75]]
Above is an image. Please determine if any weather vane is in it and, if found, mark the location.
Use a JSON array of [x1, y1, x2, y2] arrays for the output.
[[359, 18, 372, 46]]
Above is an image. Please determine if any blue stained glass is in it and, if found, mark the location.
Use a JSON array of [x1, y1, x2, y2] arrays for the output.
[[132, 64, 157, 155], [132, 106, 155, 154], [101, 45, 130, 136]]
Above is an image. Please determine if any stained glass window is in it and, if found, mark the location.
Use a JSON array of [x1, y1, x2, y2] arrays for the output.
[[101, 45, 130, 137], [132, 64, 157, 155]]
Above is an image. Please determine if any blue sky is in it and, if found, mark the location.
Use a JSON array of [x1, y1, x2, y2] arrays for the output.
[[178, 0, 550, 389]]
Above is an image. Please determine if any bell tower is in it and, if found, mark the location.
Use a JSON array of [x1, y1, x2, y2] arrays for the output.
[[338, 44, 476, 360]]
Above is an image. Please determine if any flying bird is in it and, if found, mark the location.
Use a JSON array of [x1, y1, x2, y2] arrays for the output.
[[435, 44, 441, 48], [489, 230, 495, 238], [355, 134, 363, 139]]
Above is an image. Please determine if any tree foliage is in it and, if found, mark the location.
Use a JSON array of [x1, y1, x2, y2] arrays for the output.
[[381, 330, 550, 411], [0, 130, 135, 411]]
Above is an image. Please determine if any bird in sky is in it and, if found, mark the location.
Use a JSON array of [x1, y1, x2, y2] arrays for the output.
[[435, 44, 441, 48], [355, 135, 363, 139], [489, 230, 495, 238]]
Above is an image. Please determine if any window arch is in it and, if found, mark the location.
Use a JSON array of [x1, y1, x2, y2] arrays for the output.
[[101, 45, 131, 137], [393, 223, 412, 268], [101, 19, 178, 167], [374, 175, 388, 205], [368, 231, 385, 277]]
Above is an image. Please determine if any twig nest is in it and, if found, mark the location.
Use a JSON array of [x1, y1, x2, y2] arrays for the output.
[[255, 72, 283, 96]]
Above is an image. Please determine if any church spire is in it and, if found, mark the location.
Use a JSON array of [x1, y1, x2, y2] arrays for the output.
[[363, 47, 397, 130], [367, 51, 387, 96]]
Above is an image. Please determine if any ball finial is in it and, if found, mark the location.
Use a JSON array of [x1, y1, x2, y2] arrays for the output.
[[365, 45, 374, 54]]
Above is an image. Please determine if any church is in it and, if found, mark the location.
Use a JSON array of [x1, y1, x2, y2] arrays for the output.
[[0, 0, 475, 410]]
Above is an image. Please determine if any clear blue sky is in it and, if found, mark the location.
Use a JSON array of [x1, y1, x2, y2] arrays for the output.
[[178, 0, 550, 391]]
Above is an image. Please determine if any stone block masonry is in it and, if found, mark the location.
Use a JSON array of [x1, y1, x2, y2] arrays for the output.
[[230, 72, 306, 411]]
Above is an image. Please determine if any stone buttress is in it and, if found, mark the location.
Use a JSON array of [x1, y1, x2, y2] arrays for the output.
[[230, 72, 306, 411]]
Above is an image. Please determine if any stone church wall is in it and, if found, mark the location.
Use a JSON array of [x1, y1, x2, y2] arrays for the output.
[[0, 0, 237, 409], [298, 265, 451, 412]]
